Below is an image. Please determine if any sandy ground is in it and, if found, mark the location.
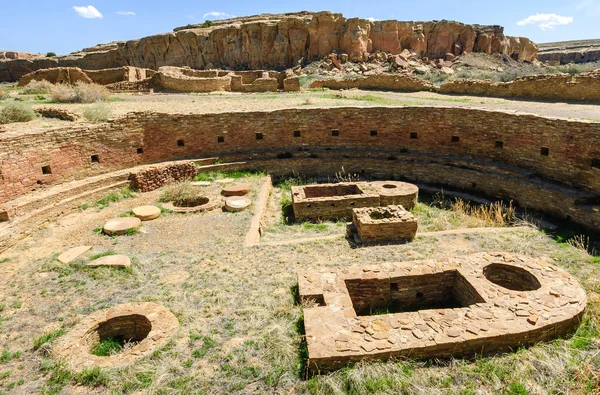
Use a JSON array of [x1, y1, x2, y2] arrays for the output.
[[0, 173, 598, 394], [1, 89, 599, 134]]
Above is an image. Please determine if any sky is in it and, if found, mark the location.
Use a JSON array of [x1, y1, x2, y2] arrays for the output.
[[1, 0, 599, 55]]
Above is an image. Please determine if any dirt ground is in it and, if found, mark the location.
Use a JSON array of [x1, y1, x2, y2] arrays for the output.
[[1, 88, 599, 135], [0, 172, 598, 394]]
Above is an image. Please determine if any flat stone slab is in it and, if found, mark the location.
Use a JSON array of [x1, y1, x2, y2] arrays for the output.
[[191, 181, 211, 187], [225, 196, 252, 212], [103, 217, 142, 235], [298, 252, 587, 373], [132, 205, 161, 221], [87, 254, 131, 268], [221, 184, 251, 197], [57, 246, 92, 263], [215, 178, 235, 185]]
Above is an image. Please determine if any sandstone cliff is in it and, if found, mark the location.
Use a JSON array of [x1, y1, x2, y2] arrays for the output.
[[0, 11, 537, 82]]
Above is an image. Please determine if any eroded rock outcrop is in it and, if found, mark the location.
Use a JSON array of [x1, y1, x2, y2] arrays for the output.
[[0, 11, 537, 82]]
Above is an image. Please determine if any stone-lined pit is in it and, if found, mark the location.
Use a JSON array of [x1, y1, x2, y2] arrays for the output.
[[298, 252, 587, 373], [483, 263, 542, 291], [53, 302, 178, 370]]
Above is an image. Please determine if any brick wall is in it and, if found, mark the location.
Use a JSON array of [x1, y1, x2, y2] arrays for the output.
[[0, 107, 598, 228]]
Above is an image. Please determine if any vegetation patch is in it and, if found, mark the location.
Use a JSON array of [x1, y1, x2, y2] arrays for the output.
[[0, 102, 37, 124]]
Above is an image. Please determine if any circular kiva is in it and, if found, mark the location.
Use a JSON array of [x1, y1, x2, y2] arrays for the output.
[[221, 184, 251, 197], [132, 205, 161, 221], [369, 181, 419, 209], [161, 194, 220, 213], [102, 217, 142, 235], [225, 196, 252, 212], [53, 302, 178, 370]]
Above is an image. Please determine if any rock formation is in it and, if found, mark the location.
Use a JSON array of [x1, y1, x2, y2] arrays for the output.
[[0, 12, 537, 82], [537, 39, 600, 64]]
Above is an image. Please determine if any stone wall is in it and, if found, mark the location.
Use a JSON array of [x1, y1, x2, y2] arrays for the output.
[[131, 161, 198, 192], [438, 71, 600, 102], [311, 74, 435, 92], [17, 66, 153, 87], [0, 107, 599, 230]]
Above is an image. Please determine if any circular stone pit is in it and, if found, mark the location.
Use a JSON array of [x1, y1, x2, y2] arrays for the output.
[[103, 217, 142, 235], [162, 194, 220, 213], [221, 184, 251, 197], [53, 302, 178, 370], [369, 181, 419, 209], [225, 196, 252, 212], [132, 205, 161, 221]]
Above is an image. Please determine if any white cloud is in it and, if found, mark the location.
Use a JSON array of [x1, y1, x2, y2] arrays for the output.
[[116, 11, 136, 16], [577, 0, 600, 15], [73, 5, 103, 19], [203, 11, 234, 20], [517, 13, 573, 30], [366, 17, 379, 22]]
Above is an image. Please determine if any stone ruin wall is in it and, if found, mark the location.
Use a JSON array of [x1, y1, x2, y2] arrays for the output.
[[0, 107, 598, 229], [312, 71, 600, 102], [17, 66, 299, 92]]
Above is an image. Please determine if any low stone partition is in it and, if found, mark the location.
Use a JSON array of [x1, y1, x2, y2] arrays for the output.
[[350, 205, 418, 243], [291, 181, 418, 221], [311, 73, 435, 92], [438, 71, 600, 102], [298, 252, 586, 373], [131, 161, 198, 192]]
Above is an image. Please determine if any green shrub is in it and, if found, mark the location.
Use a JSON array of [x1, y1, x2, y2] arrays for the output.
[[0, 102, 37, 124], [83, 103, 111, 122], [90, 338, 123, 356], [22, 79, 53, 94], [46, 52, 57, 57], [201, 20, 213, 28], [50, 82, 110, 103]]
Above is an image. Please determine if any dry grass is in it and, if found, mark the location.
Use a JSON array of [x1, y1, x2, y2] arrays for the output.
[[0, 88, 8, 101], [0, 102, 37, 124], [21, 80, 53, 94], [159, 181, 202, 206], [0, 174, 598, 394], [50, 82, 110, 103], [83, 102, 111, 123]]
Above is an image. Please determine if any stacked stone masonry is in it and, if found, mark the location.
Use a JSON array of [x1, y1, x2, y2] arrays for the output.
[[291, 181, 417, 221], [131, 161, 199, 192], [298, 252, 587, 373], [352, 205, 418, 242], [0, 107, 599, 232]]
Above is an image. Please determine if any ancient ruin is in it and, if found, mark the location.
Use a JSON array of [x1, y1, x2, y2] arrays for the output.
[[292, 181, 418, 221], [53, 302, 178, 370], [298, 252, 587, 373], [348, 205, 418, 243]]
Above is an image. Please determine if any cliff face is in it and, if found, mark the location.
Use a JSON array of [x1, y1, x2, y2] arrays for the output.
[[0, 11, 538, 82]]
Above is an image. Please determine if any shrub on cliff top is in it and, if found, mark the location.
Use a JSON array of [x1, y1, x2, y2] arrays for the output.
[[0, 102, 37, 124], [50, 82, 110, 103]]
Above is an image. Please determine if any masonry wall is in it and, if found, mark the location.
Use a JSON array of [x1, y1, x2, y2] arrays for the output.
[[1, 107, 599, 227]]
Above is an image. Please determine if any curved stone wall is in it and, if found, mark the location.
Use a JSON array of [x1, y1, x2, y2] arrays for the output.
[[0, 106, 599, 230]]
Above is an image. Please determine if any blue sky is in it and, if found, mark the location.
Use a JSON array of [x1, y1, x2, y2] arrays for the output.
[[2, 1, 599, 54]]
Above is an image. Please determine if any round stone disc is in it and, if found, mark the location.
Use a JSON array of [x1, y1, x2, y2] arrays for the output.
[[221, 184, 251, 197], [103, 217, 142, 235], [224, 196, 252, 212], [215, 178, 234, 185], [132, 205, 161, 221], [87, 254, 131, 268]]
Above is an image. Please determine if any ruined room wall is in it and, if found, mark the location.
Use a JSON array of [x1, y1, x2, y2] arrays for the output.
[[0, 106, 598, 228]]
